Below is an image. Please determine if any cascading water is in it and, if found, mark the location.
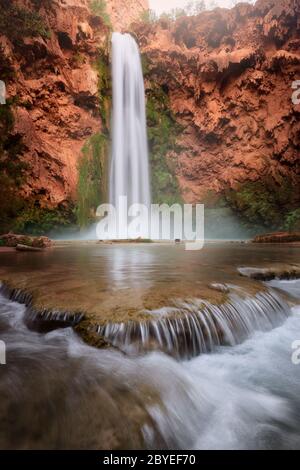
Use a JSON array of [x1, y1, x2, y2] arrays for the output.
[[0, 280, 300, 449], [109, 32, 150, 238], [96, 288, 290, 358]]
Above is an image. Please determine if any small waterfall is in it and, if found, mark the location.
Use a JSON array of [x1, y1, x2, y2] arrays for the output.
[[109, 32, 150, 235], [0, 283, 84, 330], [96, 289, 290, 358]]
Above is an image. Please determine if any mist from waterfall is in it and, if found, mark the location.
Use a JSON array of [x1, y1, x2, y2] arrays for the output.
[[109, 32, 150, 238]]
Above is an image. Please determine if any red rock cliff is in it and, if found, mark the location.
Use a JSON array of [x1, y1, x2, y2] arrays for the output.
[[134, 0, 300, 205], [0, 0, 299, 233], [0, 0, 148, 219]]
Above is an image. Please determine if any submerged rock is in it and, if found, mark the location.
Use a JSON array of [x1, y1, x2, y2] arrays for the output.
[[238, 264, 300, 281], [0, 243, 298, 357]]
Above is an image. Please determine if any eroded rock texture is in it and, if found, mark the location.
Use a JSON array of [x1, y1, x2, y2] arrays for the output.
[[0, 0, 148, 221], [0, 0, 299, 233], [134, 0, 300, 206]]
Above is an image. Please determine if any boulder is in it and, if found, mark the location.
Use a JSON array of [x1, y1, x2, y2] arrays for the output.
[[252, 232, 300, 243], [16, 244, 44, 252], [0, 233, 52, 248]]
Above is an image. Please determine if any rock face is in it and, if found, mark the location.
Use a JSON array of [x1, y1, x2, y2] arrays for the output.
[[0, 0, 148, 217], [133, 0, 300, 205], [0, 0, 299, 232], [107, 0, 148, 30]]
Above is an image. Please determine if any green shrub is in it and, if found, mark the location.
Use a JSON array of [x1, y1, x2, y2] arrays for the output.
[[94, 50, 111, 131], [0, 1, 50, 41], [146, 86, 182, 204], [76, 133, 108, 227], [0, 98, 30, 233], [284, 208, 300, 232], [90, 0, 111, 28], [12, 206, 77, 236], [225, 176, 299, 231], [139, 10, 158, 23]]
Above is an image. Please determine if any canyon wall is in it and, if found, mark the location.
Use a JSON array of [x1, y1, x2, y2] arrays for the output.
[[107, 0, 149, 30], [0, 0, 299, 234], [0, 0, 148, 232], [134, 0, 300, 230]]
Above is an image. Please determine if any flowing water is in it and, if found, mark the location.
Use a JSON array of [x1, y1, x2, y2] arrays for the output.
[[0, 244, 300, 449], [109, 32, 150, 239], [98, 288, 290, 358]]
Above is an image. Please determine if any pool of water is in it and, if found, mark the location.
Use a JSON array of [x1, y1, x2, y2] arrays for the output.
[[0, 242, 298, 319], [0, 243, 299, 449]]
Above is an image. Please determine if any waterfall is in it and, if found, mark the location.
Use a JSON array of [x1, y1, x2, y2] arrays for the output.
[[96, 288, 290, 359], [109, 32, 150, 237]]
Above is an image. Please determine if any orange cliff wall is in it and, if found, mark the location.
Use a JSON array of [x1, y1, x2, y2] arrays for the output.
[[107, 0, 149, 31], [0, 0, 149, 210], [133, 0, 300, 204], [1, 0, 299, 216]]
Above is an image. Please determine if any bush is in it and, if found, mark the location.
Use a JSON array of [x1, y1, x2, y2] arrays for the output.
[[139, 10, 158, 24], [284, 208, 300, 232], [0, 2, 50, 41], [90, 0, 111, 28], [12, 206, 76, 236], [225, 176, 299, 231], [76, 133, 108, 227], [146, 86, 182, 205], [0, 98, 29, 233], [94, 50, 111, 131]]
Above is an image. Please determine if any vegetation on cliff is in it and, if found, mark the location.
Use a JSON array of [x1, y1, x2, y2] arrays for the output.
[[76, 45, 111, 229], [0, 96, 74, 236], [94, 49, 112, 131], [134, 0, 300, 235], [0, 0, 50, 41], [225, 177, 300, 232], [145, 79, 182, 205], [90, 0, 111, 28], [0, 96, 28, 233], [76, 133, 108, 228]]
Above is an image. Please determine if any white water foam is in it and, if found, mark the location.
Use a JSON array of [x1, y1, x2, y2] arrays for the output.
[[0, 280, 299, 449]]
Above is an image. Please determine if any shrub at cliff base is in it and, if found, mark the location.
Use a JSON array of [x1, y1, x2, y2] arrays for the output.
[[12, 206, 77, 236], [0, 98, 29, 234], [76, 133, 108, 228], [225, 177, 300, 232]]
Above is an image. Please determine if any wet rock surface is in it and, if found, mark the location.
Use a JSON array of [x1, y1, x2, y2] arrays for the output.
[[0, 232, 52, 248], [238, 263, 300, 280], [0, 242, 299, 352], [252, 231, 300, 243]]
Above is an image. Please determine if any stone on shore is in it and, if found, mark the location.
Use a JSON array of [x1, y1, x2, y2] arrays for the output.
[[15, 244, 44, 252], [0, 233, 52, 249], [252, 232, 300, 243]]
